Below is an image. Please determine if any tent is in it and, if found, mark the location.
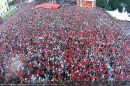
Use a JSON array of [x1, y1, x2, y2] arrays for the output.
[[106, 9, 130, 21], [35, 3, 60, 9], [26, 0, 34, 3]]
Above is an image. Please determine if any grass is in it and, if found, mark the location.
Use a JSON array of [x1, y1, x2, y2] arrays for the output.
[[1, 6, 16, 21]]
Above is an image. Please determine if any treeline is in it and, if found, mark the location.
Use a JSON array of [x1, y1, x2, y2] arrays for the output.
[[96, 0, 130, 12]]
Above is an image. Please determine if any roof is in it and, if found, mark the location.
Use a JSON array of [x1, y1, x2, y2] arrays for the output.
[[106, 9, 130, 21]]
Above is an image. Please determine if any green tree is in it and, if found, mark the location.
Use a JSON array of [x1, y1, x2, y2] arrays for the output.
[[96, 0, 107, 8], [116, 0, 130, 12], [96, 0, 130, 12], [121, 0, 130, 12], [108, 0, 120, 10], [96, 0, 112, 10]]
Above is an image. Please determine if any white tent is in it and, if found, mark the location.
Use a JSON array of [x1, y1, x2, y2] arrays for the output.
[[26, 0, 34, 3], [106, 9, 130, 21]]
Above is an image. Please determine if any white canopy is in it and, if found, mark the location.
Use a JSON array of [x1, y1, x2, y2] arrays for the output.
[[26, 0, 34, 3], [106, 9, 130, 21]]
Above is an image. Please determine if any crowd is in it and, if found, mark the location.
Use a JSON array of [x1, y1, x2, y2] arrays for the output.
[[0, 2, 130, 84]]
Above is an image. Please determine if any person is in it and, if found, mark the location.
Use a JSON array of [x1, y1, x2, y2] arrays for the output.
[[0, 2, 129, 83]]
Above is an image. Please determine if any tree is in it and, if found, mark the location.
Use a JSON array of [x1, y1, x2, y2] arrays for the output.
[[96, 0, 112, 10], [108, 0, 120, 10], [96, 0, 130, 12], [96, 0, 107, 8], [120, 0, 130, 12]]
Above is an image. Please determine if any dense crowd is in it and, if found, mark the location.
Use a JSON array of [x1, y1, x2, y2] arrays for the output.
[[0, 2, 130, 84]]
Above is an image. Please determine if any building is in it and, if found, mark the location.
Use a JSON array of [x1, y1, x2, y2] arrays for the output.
[[0, 0, 9, 16], [77, 0, 96, 8]]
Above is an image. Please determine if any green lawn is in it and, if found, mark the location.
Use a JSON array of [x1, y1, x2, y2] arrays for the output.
[[1, 6, 16, 21]]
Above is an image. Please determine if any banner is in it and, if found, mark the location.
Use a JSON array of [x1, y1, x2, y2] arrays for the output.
[[83, 1, 92, 7]]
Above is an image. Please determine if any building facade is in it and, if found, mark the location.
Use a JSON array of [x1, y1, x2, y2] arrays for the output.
[[0, 0, 9, 16]]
